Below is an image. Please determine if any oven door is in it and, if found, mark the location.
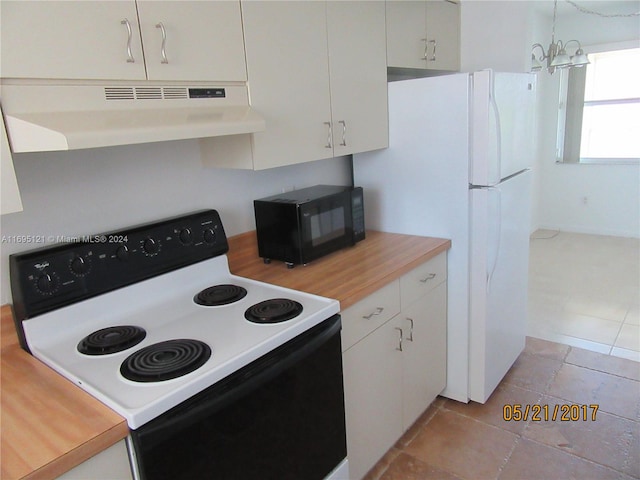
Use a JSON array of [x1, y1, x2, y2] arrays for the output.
[[299, 192, 354, 264], [128, 315, 347, 480]]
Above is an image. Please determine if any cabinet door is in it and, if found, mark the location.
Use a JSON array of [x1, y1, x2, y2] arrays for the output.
[[136, 1, 247, 81], [1, 107, 22, 215], [0, 1, 146, 80], [343, 321, 404, 480], [326, 1, 388, 156], [425, 1, 460, 71], [385, 1, 427, 69], [401, 282, 447, 430], [241, 1, 332, 170]]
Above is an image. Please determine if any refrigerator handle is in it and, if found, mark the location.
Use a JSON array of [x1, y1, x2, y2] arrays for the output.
[[487, 186, 502, 292], [489, 72, 502, 185]]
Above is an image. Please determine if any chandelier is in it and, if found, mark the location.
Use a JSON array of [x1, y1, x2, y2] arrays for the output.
[[531, 0, 589, 74]]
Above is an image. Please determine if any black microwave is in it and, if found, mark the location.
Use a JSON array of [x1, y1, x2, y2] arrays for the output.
[[254, 185, 365, 268]]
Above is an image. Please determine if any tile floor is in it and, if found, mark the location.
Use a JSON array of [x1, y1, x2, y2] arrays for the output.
[[363, 231, 640, 480], [364, 337, 640, 480], [527, 230, 640, 362]]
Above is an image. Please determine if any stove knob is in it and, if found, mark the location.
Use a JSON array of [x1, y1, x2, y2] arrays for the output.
[[143, 237, 160, 256], [203, 228, 216, 245], [116, 244, 130, 262], [36, 273, 57, 294], [70, 255, 91, 276], [179, 228, 193, 245]]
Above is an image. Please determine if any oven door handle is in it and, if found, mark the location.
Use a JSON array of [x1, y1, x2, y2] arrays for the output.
[[133, 314, 342, 445]]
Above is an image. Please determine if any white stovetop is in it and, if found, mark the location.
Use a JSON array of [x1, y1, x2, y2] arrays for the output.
[[23, 255, 339, 429]]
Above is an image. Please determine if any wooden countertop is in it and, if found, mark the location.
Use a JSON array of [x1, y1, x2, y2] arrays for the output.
[[1, 230, 449, 479], [1, 305, 129, 480], [227, 230, 451, 310]]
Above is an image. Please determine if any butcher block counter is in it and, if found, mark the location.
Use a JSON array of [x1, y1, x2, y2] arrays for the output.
[[1, 230, 450, 479], [0, 305, 129, 480], [227, 230, 451, 310]]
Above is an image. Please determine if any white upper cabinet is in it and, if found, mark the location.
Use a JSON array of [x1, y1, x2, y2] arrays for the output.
[[386, 0, 460, 72], [1, 1, 146, 80], [1, 106, 23, 215], [425, 0, 460, 71], [0, 1, 247, 82], [241, 1, 333, 170], [136, 1, 247, 81], [326, 1, 388, 157], [241, 1, 388, 170]]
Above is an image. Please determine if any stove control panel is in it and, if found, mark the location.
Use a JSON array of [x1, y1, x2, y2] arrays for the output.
[[10, 210, 229, 348]]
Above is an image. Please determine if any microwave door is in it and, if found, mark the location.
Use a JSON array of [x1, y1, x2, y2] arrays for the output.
[[300, 197, 352, 264]]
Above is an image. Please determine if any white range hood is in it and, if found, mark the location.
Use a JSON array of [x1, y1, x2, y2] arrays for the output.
[[0, 82, 265, 153]]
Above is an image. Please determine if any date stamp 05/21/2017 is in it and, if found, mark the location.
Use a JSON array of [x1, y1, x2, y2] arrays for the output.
[[503, 404, 600, 422]]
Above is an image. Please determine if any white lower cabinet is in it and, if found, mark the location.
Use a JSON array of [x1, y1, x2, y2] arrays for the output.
[[56, 439, 132, 480], [400, 282, 447, 431], [342, 253, 447, 480]]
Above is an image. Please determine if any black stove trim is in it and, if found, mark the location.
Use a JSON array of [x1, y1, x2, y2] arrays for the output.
[[10, 209, 229, 352]]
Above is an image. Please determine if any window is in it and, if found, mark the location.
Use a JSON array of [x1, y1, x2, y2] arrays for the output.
[[557, 47, 640, 164]]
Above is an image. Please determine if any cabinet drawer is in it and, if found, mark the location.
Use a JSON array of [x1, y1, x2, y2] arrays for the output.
[[400, 252, 447, 309], [341, 280, 401, 351]]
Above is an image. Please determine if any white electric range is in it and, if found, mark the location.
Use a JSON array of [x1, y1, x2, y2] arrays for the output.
[[10, 210, 349, 480]]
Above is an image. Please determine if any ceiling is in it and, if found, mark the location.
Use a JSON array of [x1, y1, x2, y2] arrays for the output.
[[534, 0, 640, 18]]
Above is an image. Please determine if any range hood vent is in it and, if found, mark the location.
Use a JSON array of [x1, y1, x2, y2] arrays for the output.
[[104, 86, 191, 101], [1, 83, 265, 153]]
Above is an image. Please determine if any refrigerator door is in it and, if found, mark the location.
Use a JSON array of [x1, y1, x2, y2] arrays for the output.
[[353, 74, 473, 402], [468, 169, 532, 402], [470, 71, 536, 186]]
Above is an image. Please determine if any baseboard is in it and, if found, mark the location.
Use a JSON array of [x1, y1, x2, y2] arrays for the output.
[[536, 224, 640, 239]]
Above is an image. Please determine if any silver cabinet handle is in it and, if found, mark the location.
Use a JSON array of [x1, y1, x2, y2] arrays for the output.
[[324, 122, 333, 148], [362, 307, 384, 320], [429, 40, 437, 61], [156, 22, 168, 64], [421, 39, 437, 61], [394, 327, 403, 352], [419, 273, 436, 283], [339, 120, 347, 147], [405, 318, 414, 342], [121, 19, 135, 63]]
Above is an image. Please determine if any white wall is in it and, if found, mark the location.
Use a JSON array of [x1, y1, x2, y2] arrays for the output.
[[532, 3, 640, 237], [460, 0, 535, 73], [0, 140, 351, 302], [461, 0, 640, 238]]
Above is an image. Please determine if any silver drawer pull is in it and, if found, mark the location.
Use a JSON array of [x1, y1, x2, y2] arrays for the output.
[[362, 307, 384, 320], [394, 327, 403, 351], [419, 273, 437, 283]]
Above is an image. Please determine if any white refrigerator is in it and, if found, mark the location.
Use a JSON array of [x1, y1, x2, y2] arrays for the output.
[[353, 70, 536, 403]]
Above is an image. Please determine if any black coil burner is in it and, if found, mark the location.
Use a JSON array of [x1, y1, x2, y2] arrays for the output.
[[194, 284, 248, 306], [77, 326, 146, 355], [244, 298, 303, 324], [120, 339, 211, 382]]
